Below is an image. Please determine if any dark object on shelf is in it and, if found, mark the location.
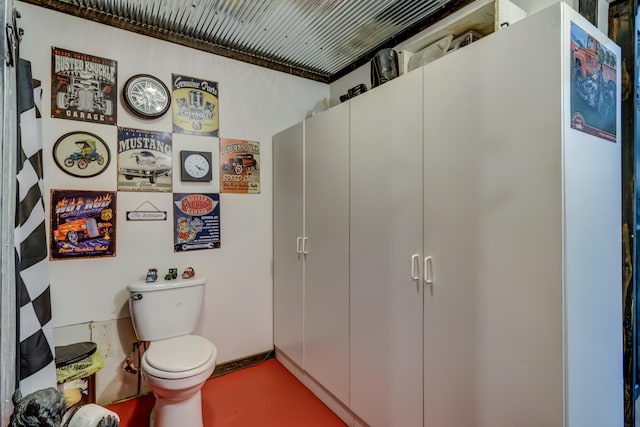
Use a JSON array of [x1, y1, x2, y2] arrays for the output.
[[348, 83, 368, 98], [339, 83, 368, 103], [371, 48, 399, 88], [447, 30, 482, 53]]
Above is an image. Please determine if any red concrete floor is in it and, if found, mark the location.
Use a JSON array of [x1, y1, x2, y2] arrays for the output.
[[106, 359, 347, 427]]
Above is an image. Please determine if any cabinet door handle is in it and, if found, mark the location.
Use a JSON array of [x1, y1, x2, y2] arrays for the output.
[[296, 237, 302, 254], [424, 256, 433, 285], [302, 237, 309, 254], [411, 254, 419, 280]]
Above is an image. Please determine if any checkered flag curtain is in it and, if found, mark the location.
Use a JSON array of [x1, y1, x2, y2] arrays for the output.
[[15, 59, 56, 394]]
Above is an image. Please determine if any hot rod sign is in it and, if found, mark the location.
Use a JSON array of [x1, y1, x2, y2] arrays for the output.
[[50, 190, 117, 260]]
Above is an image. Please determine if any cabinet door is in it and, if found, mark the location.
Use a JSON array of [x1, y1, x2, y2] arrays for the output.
[[273, 123, 304, 366], [304, 102, 350, 404], [421, 10, 564, 426], [349, 70, 424, 427]]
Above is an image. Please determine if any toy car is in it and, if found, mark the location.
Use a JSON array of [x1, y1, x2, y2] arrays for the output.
[[145, 268, 158, 283], [182, 267, 195, 279]]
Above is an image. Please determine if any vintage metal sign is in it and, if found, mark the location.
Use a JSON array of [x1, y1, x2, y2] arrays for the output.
[[51, 47, 117, 125], [173, 193, 221, 252], [220, 138, 260, 194], [117, 127, 173, 192], [171, 74, 219, 136], [50, 190, 116, 260]]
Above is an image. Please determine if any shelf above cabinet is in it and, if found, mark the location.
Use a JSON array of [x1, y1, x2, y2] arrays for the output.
[[395, 0, 527, 74]]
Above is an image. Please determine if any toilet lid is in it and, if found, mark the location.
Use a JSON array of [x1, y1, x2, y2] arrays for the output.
[[145, 335, 214, 372]]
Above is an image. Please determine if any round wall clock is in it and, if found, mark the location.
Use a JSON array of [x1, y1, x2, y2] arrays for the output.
[[122, 74, 171, 119], [181, 150, 212, 182]]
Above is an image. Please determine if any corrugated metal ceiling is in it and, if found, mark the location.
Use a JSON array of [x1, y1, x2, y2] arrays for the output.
[[22, 0, 472, 82]]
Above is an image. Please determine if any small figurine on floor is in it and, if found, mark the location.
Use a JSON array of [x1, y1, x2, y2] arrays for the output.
[[9, 388, 66, 427]]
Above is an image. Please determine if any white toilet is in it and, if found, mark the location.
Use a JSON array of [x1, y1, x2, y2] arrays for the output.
[[127, 277, 217, 427]]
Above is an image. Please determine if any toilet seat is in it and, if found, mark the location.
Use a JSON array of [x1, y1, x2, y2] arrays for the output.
[[142, 335, 216, 379]]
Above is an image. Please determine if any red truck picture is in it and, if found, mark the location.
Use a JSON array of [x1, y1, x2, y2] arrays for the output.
[[571, 33, 616, 123]]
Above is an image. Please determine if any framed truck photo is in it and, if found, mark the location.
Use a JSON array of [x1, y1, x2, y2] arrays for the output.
[[569, 22, 617, 142]]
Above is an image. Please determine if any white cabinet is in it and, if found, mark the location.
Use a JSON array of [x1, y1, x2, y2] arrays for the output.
[[273, 103, 350, 404], [349, 70, 424, 427], [274, 4, 622, 427], [304, 103, 350, 404], [420, 4, 621, 427], [273, 122, 304, 367]]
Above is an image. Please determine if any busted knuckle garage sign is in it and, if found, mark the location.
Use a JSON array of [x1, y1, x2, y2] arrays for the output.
[[51, 47, 117, 125]]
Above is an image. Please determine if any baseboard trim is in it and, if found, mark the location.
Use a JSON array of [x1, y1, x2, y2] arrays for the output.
[[211, 350, 275, 378]]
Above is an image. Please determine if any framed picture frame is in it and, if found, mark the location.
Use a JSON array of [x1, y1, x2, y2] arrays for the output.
[[52, 131, 111, 178]]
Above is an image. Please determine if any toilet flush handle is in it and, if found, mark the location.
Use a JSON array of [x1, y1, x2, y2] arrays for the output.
[[130, 293, 143, 301]]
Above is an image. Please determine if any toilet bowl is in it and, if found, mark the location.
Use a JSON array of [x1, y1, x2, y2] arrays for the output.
[[142, 335, 217, 427], [127, 277, 217, 427]]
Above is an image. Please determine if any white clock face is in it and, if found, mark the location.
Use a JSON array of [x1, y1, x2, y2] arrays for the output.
[[184, 153, 210, 178]]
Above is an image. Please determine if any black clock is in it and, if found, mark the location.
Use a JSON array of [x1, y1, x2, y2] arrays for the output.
[[180, 151, 212, 182], [122, 74, 171, 119]]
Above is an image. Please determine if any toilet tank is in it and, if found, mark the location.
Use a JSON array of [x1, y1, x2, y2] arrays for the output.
[[127, 277, 207, 341]]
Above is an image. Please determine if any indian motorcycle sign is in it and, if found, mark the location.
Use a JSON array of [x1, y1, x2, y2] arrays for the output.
[[51, 47, 117, 125]]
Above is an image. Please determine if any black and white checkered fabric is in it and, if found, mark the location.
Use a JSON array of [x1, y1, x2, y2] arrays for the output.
[[15, 59, 56, 394]]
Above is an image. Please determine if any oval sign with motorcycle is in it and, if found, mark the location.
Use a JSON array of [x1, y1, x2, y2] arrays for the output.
[[53, 131, 111, 178]]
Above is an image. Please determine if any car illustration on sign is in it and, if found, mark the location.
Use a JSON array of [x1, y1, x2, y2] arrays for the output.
[[221, 153, 258, 174], [118, 150, 171, 184], [53, 217, 112, 244]]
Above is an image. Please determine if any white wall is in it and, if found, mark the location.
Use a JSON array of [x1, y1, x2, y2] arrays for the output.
[[17, 1, 327, 404]]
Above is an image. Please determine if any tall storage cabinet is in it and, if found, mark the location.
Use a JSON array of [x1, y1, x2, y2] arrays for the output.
[[273, 122, 304, 367], [272, 103, 350, 405], [273, 4, 622, 427], [304, 103, 350, 404], [420, 5, 622, 427], [349, 70, 424, 427]]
